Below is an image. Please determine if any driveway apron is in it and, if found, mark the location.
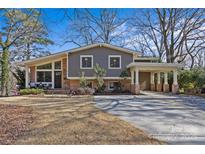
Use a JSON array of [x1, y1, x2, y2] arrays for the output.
[[94, 92, 205, 144]]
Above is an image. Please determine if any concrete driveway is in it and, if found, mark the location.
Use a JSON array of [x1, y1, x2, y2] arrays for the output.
[[94, 92, 205, 144]]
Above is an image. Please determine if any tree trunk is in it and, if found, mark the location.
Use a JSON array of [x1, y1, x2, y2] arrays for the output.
[[26, 43, 31, 60], [190, 54, 195, 68], [1, 48, 10, 96]]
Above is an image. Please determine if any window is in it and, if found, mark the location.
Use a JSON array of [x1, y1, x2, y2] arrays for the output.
[[36, 62, 52, 83], [37, 63, 52, 69], [37, 71, 52, 82], [109, 55, 121, 69], [108, 81, 120, 90], [80, 55, 93, 69], [55, 61, 61, 69]]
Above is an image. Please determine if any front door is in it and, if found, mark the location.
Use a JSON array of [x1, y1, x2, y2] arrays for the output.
[[54, 71, 62, 88]]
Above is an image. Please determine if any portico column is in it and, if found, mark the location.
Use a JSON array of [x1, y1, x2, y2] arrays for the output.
[[52, 62, 55, 89], [25, 66, 29, 88], [150, 72, 155, 91], [173, 70, 178, 85], [156, 72, 162, 92], [131, 69, 134, 84], [135, 68, 139, 85], [172, 70, 179, 93], [131, 68, 140, 94], [163, 72, 169, 92]]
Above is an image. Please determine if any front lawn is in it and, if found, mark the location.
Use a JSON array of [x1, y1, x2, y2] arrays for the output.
[[0, 96, 164, 144], [0, 104, 35, 144]]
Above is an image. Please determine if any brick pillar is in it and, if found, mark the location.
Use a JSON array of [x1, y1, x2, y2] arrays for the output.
[[156, 84, 162, 92], [151, 84, 155, 91], [163, 84, 169, 92], [172, 84, 179, 94], [131, 84, 140, 94]]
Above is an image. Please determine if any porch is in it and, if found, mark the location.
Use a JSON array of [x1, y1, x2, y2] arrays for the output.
[[24, 56, 68, 89], [127, 62, 182, 94]]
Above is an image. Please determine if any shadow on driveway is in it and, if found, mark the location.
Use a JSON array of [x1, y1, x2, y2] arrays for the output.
[[94, 91, 205, 144]]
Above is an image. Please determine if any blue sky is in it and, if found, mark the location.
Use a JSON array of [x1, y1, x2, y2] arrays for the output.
[[40, 8, 136, 54]]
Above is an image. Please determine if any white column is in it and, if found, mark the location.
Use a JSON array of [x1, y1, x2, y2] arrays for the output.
[[173, 70, 178, 85], [131, 69, 134, 84], [164, 72, 168, 84], [135, 68, 139, 85], [157, 72, 161, 84], [150, 72, 155, 84], [52, 62, 55, 89], [25, 66, 29, 88]]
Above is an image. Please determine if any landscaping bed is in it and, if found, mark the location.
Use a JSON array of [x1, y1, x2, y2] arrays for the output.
[[94, 92, 131, 95], [193, 94, 205, 99]]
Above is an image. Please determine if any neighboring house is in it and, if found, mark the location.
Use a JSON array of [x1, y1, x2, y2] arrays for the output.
[[19, 43, 181, 94]]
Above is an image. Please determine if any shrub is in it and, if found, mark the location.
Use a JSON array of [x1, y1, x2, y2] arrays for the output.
[[179, 68, 205, 88], [120, 69, 130, 78], [76, 87, 86, 95], [19, 88, 44, 95], [79, 73, 87, 88], [84, 87, 95, 95], [94, 64, 106, 92], [184, 82, 195, 90], [178, 68, 205, 94], [75, 87, 94, 95], [95, 83, 106, 93], [178, 70, 193, 89], [183, 83, 195, 94]]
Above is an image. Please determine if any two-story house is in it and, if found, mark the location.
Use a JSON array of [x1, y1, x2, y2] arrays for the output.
[[20, 43, 181, 94]]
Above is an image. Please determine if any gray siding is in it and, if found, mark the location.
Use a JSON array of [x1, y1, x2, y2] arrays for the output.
[[68, 47, 133, 77]]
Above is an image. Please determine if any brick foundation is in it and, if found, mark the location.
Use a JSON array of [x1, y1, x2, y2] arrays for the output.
[[131, 84, 140, 94], [150, 84, 155, 91], [156, 84, 162, 92], [172, 84, 179, 94], [163, 84, 169, 93]]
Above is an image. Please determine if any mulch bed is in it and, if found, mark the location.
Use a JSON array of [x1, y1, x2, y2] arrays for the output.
[[0, 104, 35, 144]]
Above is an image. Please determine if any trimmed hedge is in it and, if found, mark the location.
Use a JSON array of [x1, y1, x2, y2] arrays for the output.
[[19, 88, 44, 95]]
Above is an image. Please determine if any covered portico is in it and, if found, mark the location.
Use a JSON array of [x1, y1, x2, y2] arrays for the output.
[[127, 62, 182, 94]]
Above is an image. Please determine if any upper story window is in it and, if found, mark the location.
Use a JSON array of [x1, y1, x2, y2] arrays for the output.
[[80, 55, 93, 69], [54, 61, 61, 69], [37, 63, 52, 69], [109, 55, 121, 69]]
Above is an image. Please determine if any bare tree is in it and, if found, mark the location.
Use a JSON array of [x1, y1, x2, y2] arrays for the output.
[[129, 8, 205, 66], [64, 9, 128, 47]]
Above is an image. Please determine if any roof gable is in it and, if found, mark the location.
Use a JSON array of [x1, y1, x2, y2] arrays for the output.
[[68, 43, 139, 55], [19, 43, 139, 65]]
